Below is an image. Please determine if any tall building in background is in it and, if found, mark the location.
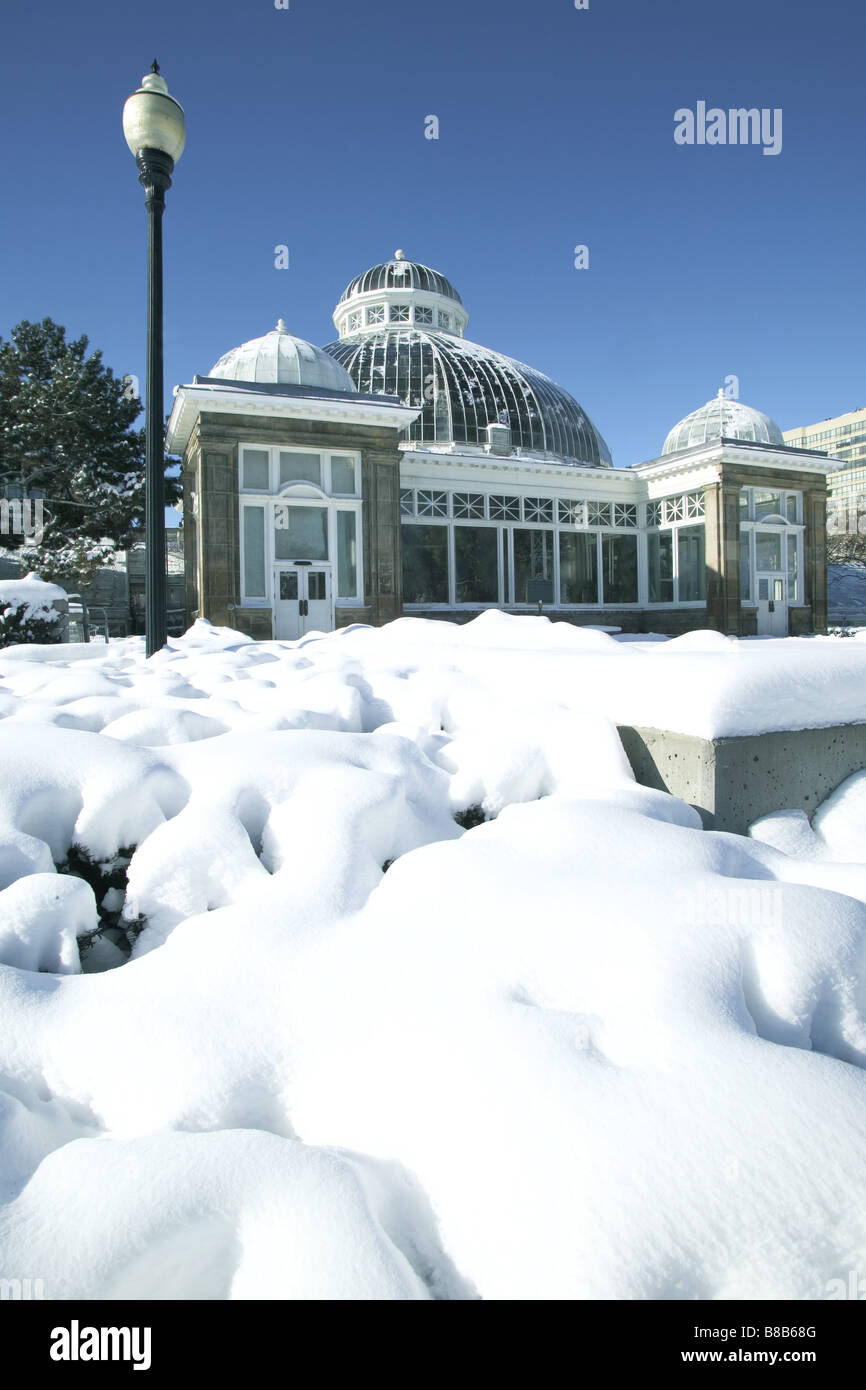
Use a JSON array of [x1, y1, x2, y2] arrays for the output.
[[785, 408, 866, 529], [783, 406, 866, 464]]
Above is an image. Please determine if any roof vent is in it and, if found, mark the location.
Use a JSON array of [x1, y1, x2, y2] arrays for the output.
[[486, 421, 512, 454]]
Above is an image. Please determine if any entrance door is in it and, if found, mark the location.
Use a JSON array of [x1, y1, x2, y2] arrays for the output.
[[274, 565, 334, 639], [756, 574, 788, 636]]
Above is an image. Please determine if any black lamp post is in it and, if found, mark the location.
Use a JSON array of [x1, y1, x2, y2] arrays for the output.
[[122, 62, 186, 656]]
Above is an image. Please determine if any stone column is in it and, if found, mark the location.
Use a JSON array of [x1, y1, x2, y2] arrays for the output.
[[180, 449, 199, 625], [361, 448, 403, 626], [198, 443, 240, 628], [703, 479, 741, 633], [804, 484, 828, 634]]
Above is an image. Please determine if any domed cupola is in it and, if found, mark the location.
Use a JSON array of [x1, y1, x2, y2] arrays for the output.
[[663, 391, 785, 455], [209, 320, 357, 393], [333, 250, 468, 339], [323, 253, 612, 467]]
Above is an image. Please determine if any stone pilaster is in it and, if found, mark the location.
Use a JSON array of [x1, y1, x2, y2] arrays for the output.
[[703, 479, 741, 634], [361, 448, 403, 626], [805, 484, 828, 633]]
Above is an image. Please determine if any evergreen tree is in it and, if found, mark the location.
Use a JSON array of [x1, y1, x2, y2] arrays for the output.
[[0, 318, 180, 587]]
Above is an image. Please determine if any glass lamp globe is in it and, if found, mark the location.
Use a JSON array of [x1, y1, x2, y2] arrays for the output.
[[122, 65, 186, 163]]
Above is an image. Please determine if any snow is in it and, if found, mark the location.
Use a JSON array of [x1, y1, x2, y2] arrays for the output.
[[0, 613, 865, 1299], [0, 572, 66, 625]]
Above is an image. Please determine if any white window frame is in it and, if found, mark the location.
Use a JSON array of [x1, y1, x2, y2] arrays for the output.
[[238, 446, 363, 607]]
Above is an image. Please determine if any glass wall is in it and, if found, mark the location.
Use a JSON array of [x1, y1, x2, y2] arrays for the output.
[[398, 488, 711, 610]]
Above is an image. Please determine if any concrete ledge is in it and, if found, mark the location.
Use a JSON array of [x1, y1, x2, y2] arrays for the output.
[[617, 722, 866, 834]]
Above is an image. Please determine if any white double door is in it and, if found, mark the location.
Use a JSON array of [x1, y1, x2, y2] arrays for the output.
[[274, 564, 334, 639], [756, 572, 788, 636]]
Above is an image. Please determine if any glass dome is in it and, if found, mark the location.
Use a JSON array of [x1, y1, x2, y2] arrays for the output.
[[663, 392, 785, 455], [324, 330, 612, 465], [325, 254, 611, 466]]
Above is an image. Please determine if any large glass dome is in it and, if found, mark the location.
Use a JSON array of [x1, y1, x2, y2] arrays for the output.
[[323, 253, 612, 467], [663, 392, 785, 454]]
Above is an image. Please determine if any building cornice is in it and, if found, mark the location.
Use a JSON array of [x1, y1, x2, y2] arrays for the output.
[[166, 382, 420, 455], [632, 439, 840, 480]]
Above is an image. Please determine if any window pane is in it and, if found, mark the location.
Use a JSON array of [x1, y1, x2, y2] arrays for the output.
[[754, 490, 782, 521], [455, 526, 498, 603], [601, 534, 638, 604], [402, 524, 449, 603], [331, 457, 356, 494], [275, 505, 328, 561], [739, 530, 752, 600], [525, 497, 554, 523], [786, 494, 799, 523], [243, 506, 266, 597], [755, 532, 782, 571], [787, 533, 799, 602], [677, 525, 706, 601], [279, 452, 322, 487], [242, 449, 269, 490], [648, 531, 674, 603], [279, 572, 298, 601], [308, 572, 326, 601], [559, 532, 598, 604], [490, 495, 520, 521], [337, 511, 358, 598], [514, 528, 553, 603]]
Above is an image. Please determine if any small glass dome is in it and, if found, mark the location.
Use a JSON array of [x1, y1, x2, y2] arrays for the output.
[[663, 392, 785, 454], [209, 321, 357, 393]]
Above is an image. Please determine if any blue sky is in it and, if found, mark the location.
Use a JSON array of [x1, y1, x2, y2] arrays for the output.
[[1, 0, 863, 470]]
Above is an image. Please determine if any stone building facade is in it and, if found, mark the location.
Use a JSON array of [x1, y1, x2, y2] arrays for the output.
[[166, 257, 836, 641]]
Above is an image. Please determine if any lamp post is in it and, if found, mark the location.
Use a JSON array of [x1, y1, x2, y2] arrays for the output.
[[122, 62, 185, 656]]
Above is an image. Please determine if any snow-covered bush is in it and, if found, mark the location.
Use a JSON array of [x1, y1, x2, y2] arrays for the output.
[[0, 573, 66, 648]]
